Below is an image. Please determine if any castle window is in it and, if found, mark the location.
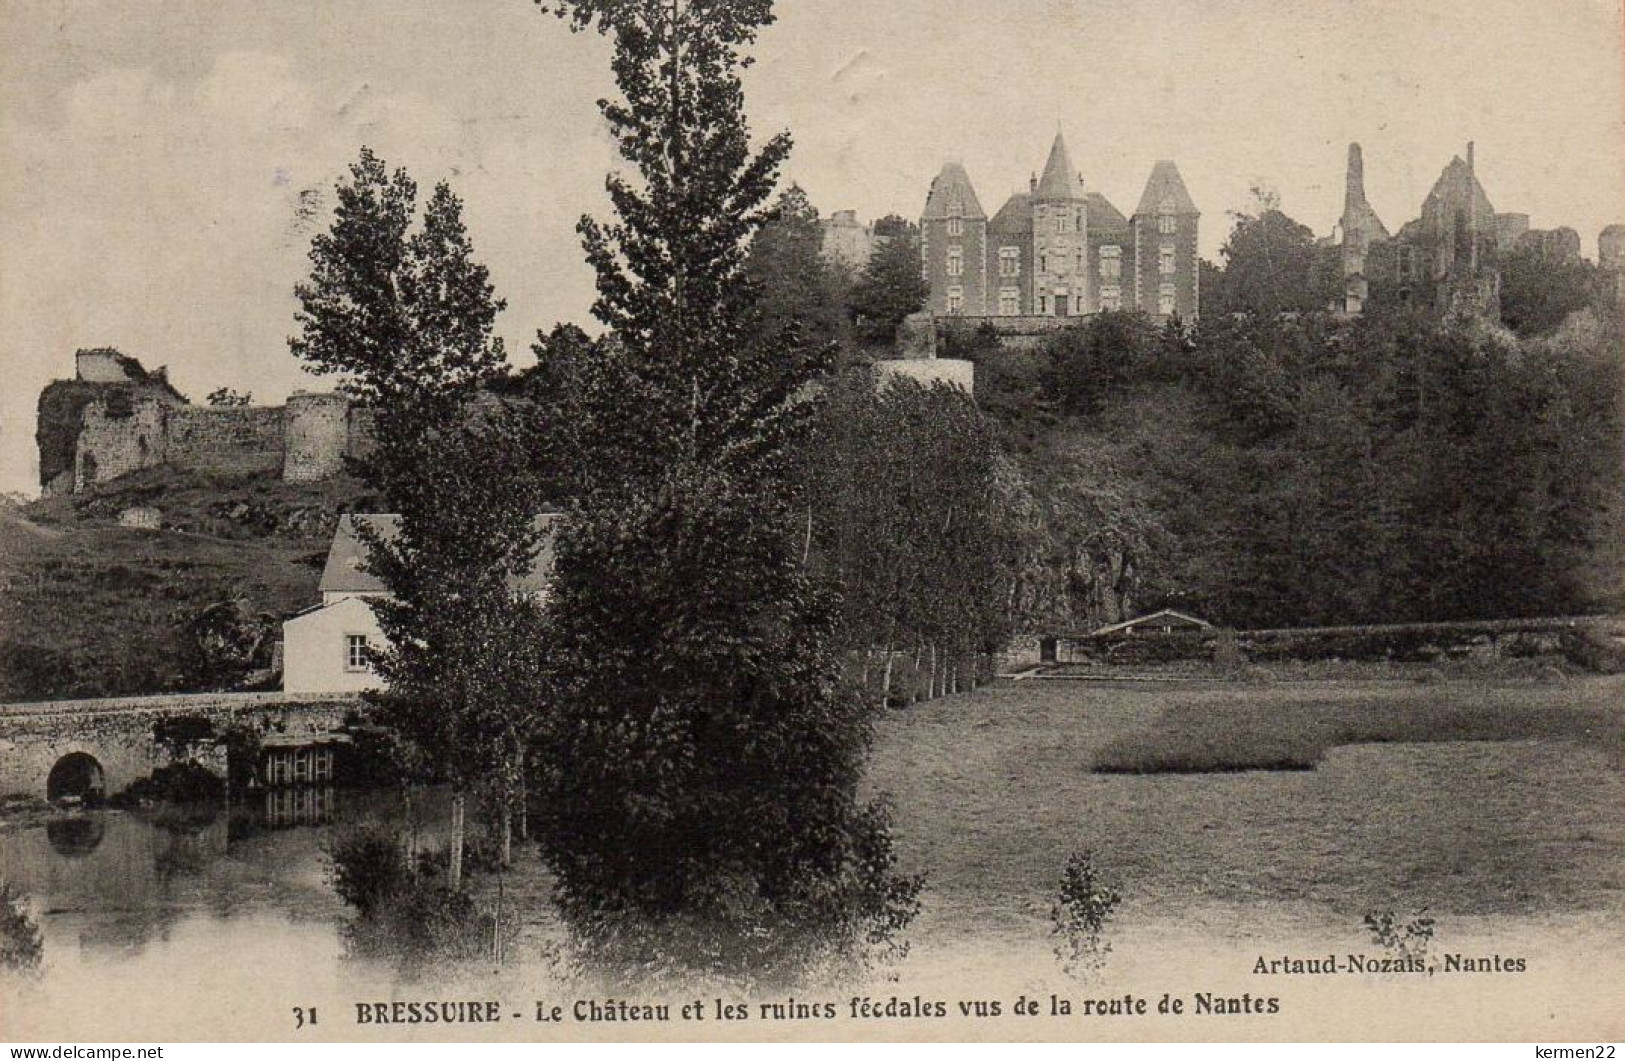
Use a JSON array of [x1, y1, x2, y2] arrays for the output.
[[1038, 294, 1049, 315], [1100, 244, 1122, 280], [1159, 244, 1176, 275], [1055, 215, 1066, 234], [947, 216, 964, 237], [1039, 254, 1048, 274], [1158, 283, 1177, 316], [1101, 285, 1122, 312], [999, 246, 1021, 277], [1159, 213, 1178, 235], [345, 634, 370, 672], [946, 246, 963, 277], [946, 286, 964, 315], [999, 288, 1020, 316]]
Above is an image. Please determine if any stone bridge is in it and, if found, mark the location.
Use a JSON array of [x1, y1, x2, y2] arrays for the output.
[[0, 691, 360, 802]]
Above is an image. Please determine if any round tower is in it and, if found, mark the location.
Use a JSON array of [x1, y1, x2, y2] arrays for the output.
[[282, 391, 350, 482]]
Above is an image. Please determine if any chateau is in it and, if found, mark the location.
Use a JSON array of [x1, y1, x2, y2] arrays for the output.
[[920, 133, 1201, 324], [36, 349, 372, 496]]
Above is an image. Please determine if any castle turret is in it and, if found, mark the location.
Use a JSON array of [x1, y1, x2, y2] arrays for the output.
[[920, 162, 989, 318], [1030, 132, 1090, 318], [283, 391, 350, 482], [1131, 160, 1201, 321]]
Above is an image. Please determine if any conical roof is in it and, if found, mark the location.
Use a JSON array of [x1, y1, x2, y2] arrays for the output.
[[921, 162, 986, 220], [1035, 133, 1086, 201], [1134, 160, 1199, 217]]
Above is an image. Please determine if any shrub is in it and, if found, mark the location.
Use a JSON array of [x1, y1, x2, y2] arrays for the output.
[[327, 823, 411, 917], [1559, 628, 1625, 675], [1051, 851, 1120, 979], [1363, 909, 1435, 963], [113, 761, 225, 805], [0, 880, 43, 975]]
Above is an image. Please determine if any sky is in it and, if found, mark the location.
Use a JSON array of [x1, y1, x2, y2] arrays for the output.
[[2, 0, 1623, 496]]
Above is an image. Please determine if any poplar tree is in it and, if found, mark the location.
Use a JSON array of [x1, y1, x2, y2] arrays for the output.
[[532, 0, 918, 974], [292, 148, 548, 888]]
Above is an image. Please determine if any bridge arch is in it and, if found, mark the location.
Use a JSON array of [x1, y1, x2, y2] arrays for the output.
[[46, 751, 106, 804]]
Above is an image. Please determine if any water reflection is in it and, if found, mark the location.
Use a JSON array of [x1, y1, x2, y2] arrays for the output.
[[44, 817, 104, 859]]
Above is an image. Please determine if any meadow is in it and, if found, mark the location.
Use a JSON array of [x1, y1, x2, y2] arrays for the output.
[[866, 675, 1625, 958]]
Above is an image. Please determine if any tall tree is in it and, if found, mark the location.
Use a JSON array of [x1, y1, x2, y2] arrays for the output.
[[533, 0, 917, 974], [743, 183, 850, 358], [291, 148, 548, 888], [1205, 205, 1339, 318], [847, 219, 928, 348]]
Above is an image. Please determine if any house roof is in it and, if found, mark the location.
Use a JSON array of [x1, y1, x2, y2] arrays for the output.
[[1089, 608, 1214, 636], [1086, 192, 1129, 234], [318, 512, 559, 596], [921, 162, 986, 220], [989, 193, 1033, 234], [1134, 161, 1199, 217], [1035, 133, 1086, 201]]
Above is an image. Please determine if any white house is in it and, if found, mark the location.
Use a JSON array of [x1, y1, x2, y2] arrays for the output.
[[282, 513, 557, 695]]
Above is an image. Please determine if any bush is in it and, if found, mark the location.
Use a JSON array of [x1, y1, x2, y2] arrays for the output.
[[327, 821, 513, 966], [0, 879, 43, 975], [1051, 851, 1120, 979], [1363, 909, 1435, 962], [112, 761, 225, 805], [327, 822, 410, 917], [1559, 627, 1625, 675]]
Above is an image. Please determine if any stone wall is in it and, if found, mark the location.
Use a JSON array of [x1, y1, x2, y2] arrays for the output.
[[75, 397, 169, 491], [166, 406, 287, 475], [48, 378, 372, 493]]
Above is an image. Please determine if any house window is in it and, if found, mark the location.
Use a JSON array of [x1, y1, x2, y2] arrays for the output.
[[345, 633, 370, 672], [1101, 285, 1122, 312], [947, 216, 964, 237], [1100, 244, 1122, 280], [999, 288, 1020, 315], [999, 246, 1021, 277], [946, 245, 963, 277], [946, 286, 963, 315], [1160, 244, 1176, 275], [1159, 283, 1177, 316]]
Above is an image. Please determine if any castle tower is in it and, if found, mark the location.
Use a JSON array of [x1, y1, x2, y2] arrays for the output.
[[1131, 161, 1201, 321], [283, 391, 350, 482], [1339, 143, 1391, 314], [920, 162, 988, 318], [1029, 132, 1090, 318]]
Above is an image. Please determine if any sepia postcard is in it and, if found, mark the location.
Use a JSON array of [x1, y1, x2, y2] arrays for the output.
[[2, 0, 1624, 1045]]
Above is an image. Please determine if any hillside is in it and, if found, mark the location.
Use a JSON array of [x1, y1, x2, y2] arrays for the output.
[[0, 467, 375, 702]]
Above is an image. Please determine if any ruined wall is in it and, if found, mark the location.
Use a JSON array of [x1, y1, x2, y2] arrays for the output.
[[166, 407, 287, 475], [75, 397, 169, 491]]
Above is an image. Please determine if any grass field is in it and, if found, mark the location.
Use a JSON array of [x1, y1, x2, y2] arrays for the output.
[[866, 676, 1625, 958]]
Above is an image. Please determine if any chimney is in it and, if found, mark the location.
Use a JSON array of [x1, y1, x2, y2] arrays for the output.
[[1345, 142, 1366, 212], [1029, 172, 1037, 195], [1466, 141, 1475, 175]]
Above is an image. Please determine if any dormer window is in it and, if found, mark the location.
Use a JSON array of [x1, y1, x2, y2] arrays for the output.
[[947, 217, 964, 237]]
